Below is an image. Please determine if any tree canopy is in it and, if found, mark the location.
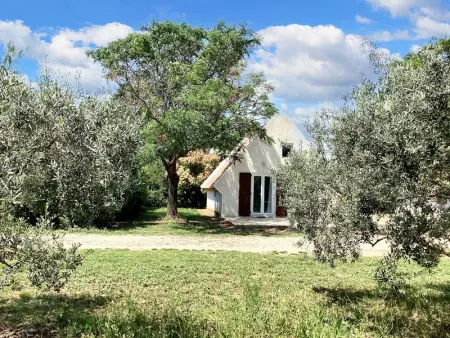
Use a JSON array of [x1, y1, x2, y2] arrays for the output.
[[277, 40, 450, 290], [89, 21, 277, 217]]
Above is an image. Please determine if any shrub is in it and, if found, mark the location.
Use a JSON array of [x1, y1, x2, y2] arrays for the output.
[[0, 215, 83, 291]]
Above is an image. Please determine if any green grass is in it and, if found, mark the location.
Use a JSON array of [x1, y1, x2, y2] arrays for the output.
[[1, 250, 450, 337], [62, 208, 301, 237]]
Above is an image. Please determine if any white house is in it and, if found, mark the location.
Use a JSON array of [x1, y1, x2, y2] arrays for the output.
[[201, 114, 307, 218]]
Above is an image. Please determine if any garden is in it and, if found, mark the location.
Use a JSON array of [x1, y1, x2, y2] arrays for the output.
[[1, 22, 449, 337]]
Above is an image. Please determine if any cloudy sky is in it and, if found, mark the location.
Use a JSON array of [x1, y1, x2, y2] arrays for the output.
[[1, 0, 450, 133]]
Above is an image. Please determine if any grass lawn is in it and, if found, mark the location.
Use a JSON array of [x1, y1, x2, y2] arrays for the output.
[[62, 208, 301, 237], [1, 250, 450, 337]]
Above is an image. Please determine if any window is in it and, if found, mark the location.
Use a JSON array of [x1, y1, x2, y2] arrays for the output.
[[282, 143, 293, 157]]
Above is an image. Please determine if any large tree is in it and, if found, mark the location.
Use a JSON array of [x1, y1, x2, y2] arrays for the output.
[[277, 40, 450, 289], [88, 21, 277, 218]]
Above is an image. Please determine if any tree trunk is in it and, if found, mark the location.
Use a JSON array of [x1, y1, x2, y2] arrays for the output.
[[165, 159, 179, 219]]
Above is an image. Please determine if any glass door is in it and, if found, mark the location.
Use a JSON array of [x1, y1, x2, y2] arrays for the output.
[[252, 175, 273, 216], [264, 176, 272, 213]]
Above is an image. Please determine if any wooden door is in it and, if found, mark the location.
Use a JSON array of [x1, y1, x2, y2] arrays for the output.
[[238, 173, 252, 216]]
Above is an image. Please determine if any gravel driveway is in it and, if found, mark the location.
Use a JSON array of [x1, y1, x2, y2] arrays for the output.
[[63, 234, 390, 257]]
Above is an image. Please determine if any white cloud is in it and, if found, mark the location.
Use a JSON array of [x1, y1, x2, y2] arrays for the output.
[[58, 22, 133, 47], [0, 20, 47, 59], [356, 15, 375, 24], [294, 101, 335, 118], [371, 29, 412, 42], [250, 24, 388, 103], [413, 15, 450, 38], [0, 20, 133, 91], [367, 0, 450, 41], [410, 44, 422, 52], [294, 106, 317, 118], [367, 0, 424, 17]]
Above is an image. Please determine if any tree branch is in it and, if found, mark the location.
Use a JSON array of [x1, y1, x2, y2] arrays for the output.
[[367, 237, 387, 247]]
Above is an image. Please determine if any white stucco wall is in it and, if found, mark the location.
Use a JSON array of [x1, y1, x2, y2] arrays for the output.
[[214, 115, 307, 217], [206, 190, 216, 211], [206, 189, 223, 217]]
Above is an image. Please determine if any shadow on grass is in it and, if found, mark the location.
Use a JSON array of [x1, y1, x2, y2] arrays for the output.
[[313, 283, 450, 337], [111, 208, 298, 237], [0, 293, 108, 337], [0, 293, 215, 338]]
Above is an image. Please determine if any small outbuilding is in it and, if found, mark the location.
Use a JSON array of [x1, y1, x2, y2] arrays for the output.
[[201, 114, 307, 218]]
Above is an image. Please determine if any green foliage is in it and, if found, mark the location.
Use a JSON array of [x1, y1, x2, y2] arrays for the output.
[[132, 149, 221, 209], [0, 48, 141, 227], [374, 255, 407, 294], [135, 142, 167, 208], [277, 39, 450, 290], [138, 163, 167, 208], [0, 215, 83, 291], [277, 148, 364, 266], [89, 21, 277, 217], [404, 37, 450, 67]]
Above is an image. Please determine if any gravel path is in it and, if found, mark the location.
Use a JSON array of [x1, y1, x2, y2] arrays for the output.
[[63, 234, 390, 257]]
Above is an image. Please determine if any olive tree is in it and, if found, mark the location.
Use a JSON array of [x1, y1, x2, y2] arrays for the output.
[[88, 21, 277, 218], [0, 47, 141, 227], [0, 215, 82, 291], [277, 40, 450, 289]]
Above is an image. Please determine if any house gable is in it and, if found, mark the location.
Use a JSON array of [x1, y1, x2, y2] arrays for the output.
[[211, 114, 308, 189], [202, 114, 307, 217], [264, 114, 308, 150]]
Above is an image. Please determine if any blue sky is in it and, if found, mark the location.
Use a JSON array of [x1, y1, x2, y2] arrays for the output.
[[1, 0, 449, 132]]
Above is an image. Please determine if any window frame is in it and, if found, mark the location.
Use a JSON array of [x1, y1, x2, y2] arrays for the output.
[[282, 143, 293, 158], [250, 173, 276, 217]]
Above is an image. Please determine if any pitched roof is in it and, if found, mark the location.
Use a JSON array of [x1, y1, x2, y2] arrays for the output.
[[200, 137, 252, 189], [200, 158, 231, 189]]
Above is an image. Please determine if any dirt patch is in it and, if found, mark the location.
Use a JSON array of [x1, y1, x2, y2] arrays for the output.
[[62, 233, 390, 256], [198, 209, 214, 217]]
